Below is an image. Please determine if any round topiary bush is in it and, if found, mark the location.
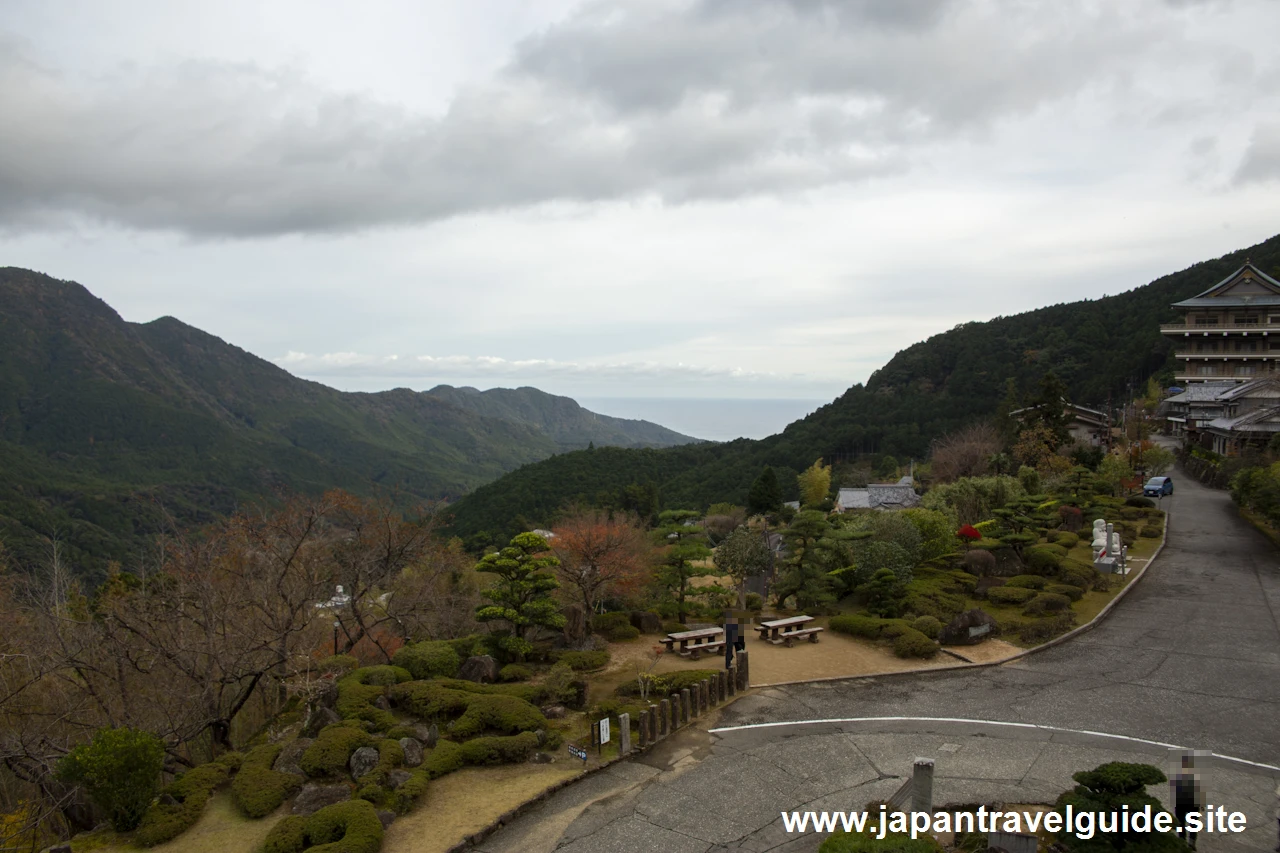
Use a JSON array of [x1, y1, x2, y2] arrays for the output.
[[1023, 592, 1071, 615], [555, 650, 610, 671], [305, 799, 384, 853], [986, 586, 1038, 605], [604, 624, 641, 642], [392, 641, 461, 680], [1053, 532, 1079, 549], [1005, 575, 1047, 590], [448, 694, 547, 739], [498, 664, 533, 682], [828, 615, 884, 639], [892, 627, 939, 658], [458, 732, 541, 765], [911, 615, 942, 640], [1124, 495, 1155, 508], [231, 743, 303, 819], [1024, 547, 1063, 575], [1140, 526, 1161, 538]]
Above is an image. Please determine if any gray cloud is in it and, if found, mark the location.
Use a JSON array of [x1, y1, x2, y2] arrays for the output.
[[1234, 122, 1280, 184], [0, 0, 1265, 237]]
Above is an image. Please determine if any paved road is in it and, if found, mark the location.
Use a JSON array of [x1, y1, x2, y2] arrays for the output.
[[479, 471, 1280, 852], [718, 470, 1280, 764]]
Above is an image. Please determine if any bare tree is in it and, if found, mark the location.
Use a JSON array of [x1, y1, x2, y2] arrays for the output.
[[930, 422, 1002, 482]]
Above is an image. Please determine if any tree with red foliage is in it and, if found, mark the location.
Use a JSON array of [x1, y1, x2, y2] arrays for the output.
[[956, 525, 982, 550], [551, 508, 652, 632]]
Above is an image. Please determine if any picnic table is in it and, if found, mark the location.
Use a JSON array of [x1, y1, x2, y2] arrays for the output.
[[756, 615, 824, 647], [662, 627, 725, 660]]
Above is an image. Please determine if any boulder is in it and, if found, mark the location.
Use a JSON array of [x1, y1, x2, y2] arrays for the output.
[[385, 770, 413, 791], [302, 706, 341, 738], [534, 729, 547, 747], [398, 737, 424, 768], [458, 655, 498, 684], [540, 705, 567, 720], [291, 784, 351, 816], [349, 746, 381, 780], [424, 723, 439, 748], [563, 605, 587, 645], [273, 738, 313, 777], [376, 810, 397, 829], [157, 793, 179, 807], [939, 609, 999, 646], [629, 610, 663, 634], [373, 695, 391, 711], [529, 752, 555, 764]]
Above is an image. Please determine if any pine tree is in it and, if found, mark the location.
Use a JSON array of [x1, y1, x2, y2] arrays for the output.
[[747, 466, 782, 515]]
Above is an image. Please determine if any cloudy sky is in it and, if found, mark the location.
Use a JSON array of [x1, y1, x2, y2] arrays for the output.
[[3, 0, 1279, 407]]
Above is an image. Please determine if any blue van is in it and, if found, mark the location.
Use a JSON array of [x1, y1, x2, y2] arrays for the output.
[[1143, 476, 1173, 497]]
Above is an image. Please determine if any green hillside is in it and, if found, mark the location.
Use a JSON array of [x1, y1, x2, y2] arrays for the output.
[[0, 268, 697, 581], [445, 233, 1280, 540]]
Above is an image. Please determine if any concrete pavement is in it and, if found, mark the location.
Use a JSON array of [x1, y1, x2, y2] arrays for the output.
[[475, 471, 1280, 852]]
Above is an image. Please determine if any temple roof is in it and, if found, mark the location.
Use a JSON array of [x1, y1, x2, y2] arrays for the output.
[[1172, 262, 1280, 308]]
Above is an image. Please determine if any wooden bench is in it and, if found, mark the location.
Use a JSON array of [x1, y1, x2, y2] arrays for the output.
[[662, 627, 726, 660], [757, 615, 824, 647]]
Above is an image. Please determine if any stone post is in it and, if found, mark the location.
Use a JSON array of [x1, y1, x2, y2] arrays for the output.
[[727, 666, 737, 696], [737, 650, 750, 690], [699, 679, 708, 713], [681, 688, 692, 722], [719, 670, 728, 700], [709, 673, 719, 705], [911, 757, 935, 815], [618, 713, 632, 755], [638, 709, 649, 748], [670, 693, 681, 729], [658, 699, 670, 737]]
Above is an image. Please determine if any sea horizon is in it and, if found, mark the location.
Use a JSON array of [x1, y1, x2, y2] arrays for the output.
[[575, 396, 829, 443]]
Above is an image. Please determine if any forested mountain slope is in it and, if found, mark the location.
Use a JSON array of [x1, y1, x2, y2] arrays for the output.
[[445, 233, 1280, 540], [0, 268, 696, 580]]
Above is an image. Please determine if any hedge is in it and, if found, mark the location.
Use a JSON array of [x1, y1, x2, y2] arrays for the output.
[[422, 741, 465, 778], [1018, 612, 1076, 643], [448, 694, 547, 739], [300, 725, 377, 778], [829, 615, 883, 639], [1023, 592, 1071, 615], [388, 682, 475, 720], [232, 743, 303, 819], [498, 664, 533, 682], [819, 830, 942, 853], [335, 674, 397, 731], [986, 586, 1037, 605], [555, 650, 610, 671], [614, 668, 718, 698], [1004, 575, 1046, 590], [892, 628, 939, 659], [1052, 532, 1080, 548], [1125, 495, 1155, 508], [1045, 582, 1084, 601], [392, 641, 461, 680], [350, 666, 412, 687], [458, 732, 541, 766], [260, 815, 308, 853], [259, 798, 384, 853], [135, 753, 242, 847]]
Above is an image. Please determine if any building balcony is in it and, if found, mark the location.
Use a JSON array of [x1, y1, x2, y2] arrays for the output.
[[1174, 368, 1277, 381], [1174, 351, 1279, 359], [1161, 322, 1280, 334]]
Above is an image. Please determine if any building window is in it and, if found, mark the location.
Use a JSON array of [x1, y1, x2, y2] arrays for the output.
[[1236, 364, 1257, 375], [1269, 315, 1280, 324], [1235, 315, 1259, 325], [1194, 315, 1217, 326], [1197, 365, 1215, 375]]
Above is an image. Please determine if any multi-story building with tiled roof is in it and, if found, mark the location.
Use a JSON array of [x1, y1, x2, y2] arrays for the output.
[[1161, 261, 1280, 384]]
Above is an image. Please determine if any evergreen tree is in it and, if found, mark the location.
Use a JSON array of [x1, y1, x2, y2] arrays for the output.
[[474, 532, 566, 659], [714, 525, 773, 608], [652, 510, 711, 623], [747, 466, 783, 515]]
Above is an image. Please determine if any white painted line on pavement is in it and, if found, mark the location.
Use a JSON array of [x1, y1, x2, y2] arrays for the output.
[[708, 716, 1280, 773]]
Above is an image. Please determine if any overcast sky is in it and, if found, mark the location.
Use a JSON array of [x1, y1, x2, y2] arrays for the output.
[[2, 0, 1279, 403]]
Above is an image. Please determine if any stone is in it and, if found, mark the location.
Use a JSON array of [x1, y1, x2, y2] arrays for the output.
[[377, 810, 397, 830], [349, 746, 380, 780], [534, 728, 547, 747], [629, 610, 663, 634], [273, 738, 313, 777], [563, 605, 587, 645], [680, 688, 692, 723], [458, 654, 499, 684], [541, 705, 567, 719], [423, 723, 439, 748], [386, 770, 413, 790], [618, 713, 632, 755], [373, 695, 391, 711], [939, 608, 999, 646], [530, 751, 555, 764], [157, 792, 179, 807], [292, 784, 351, 816], [398, 737, 423, 768], [658, 699, 670, 736], [302, 705, 341, 737], [45, 846, 73, 853]]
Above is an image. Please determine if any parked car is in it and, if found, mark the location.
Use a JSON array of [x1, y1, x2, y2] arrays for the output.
[[1143, 476, 1174, 497]]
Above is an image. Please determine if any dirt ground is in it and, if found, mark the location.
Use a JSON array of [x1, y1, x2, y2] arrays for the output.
[[383, 763, 580, 853], [82, 793, 283, 853], [940, 638, 1021, 663]]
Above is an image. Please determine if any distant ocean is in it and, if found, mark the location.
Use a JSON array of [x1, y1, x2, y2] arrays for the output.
[[575, 397, 829, 443]]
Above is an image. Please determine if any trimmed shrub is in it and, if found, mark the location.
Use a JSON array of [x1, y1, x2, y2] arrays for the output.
[[986, 586, 1037, 605], [351, 665, 412, 687], [945, 570, 979, 592], [829, 614, 884, 639], [745, 592, 763, 610], [878, 619, 915, 640], [1058, 563, 1099, 591], [423, 741, 465, 778], [1140, 526, 1161, 538], [458, 732, 541, 765], [393, 641, 461, 680], [135, 754, 241, 847], [304, 799, 383, 853], [604, 624, 641, 642], [259, 814, 308, 853], [390, 768, 431, 814], [55, 726, 165, 833], [962, 549, 996, 576], [1024, 547, 1063, 575], [892, 627, 939, 659], [232, 743, 302, 819], [1045, 583, 1084, 601], [335, 675, 396, 731], [1005, 575, 1047, 590], [1125, 495, 1155, 508], [498, 664, 533, 682], [615, 668, 718, 698], [592, 612, 631, 634], [388, 681, 475, 720], [819, 830, 942, 853], [911, 615, 942, 640], [556, 650, 610, 671], [661, 621, 686, 635], [449, 694, 547, 739], [317, 654, 359, 676], [1053, 532, 1079, 549], [1119, 506, 1145, 520], [300, 725, 377, 778], [1023, 592, 1071, 615], [1018, 612, 1076, 643]]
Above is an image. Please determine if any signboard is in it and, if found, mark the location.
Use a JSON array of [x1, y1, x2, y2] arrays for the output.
[[567, 744, 588, 762], [599, 717, 611, 745], [968, 623, 991, 639]]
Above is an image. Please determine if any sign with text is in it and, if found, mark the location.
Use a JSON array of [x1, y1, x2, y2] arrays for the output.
[[599, 717, 611, 745], [567, 744, 588, 762]]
